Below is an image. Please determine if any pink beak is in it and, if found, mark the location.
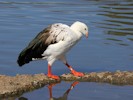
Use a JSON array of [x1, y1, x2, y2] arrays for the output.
[[86, 32, 88, 38]]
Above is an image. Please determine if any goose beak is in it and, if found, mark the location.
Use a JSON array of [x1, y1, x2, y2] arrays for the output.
[[86, 32, 88, 38]]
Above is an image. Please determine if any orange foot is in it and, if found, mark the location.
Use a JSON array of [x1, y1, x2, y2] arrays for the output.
[[71, 70, 84, 77], [47, 74, 60, 80]]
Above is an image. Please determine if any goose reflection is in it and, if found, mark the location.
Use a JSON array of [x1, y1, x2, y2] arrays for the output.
[[48, 81, 79, 100], [17, 81, 79, 100]]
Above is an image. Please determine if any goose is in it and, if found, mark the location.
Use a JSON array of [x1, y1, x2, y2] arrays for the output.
[[17, 21, 88, 80]]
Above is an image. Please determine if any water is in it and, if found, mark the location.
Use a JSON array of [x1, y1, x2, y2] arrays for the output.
[[17, 82, 133, 100], [0, 0, 133, 99]]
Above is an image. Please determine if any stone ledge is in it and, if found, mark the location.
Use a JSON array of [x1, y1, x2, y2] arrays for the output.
[[0, 71, 133, 98]]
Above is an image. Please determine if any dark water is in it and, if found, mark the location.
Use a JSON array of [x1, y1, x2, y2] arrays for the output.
[[0, 0, 133, 100]]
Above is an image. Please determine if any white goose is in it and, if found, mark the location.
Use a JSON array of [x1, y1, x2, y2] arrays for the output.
[[17, 21, 89, 80]]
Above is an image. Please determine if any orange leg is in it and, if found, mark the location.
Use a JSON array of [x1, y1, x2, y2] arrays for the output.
[[48, 84, 53, 98], [47, 64, 60, 80], [65, 63, 84, 77], [71, 81, 79, 87], [48, 82, 60, 98]]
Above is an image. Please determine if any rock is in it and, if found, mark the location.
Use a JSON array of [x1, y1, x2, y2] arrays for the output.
[[0, 71, 133, 98]]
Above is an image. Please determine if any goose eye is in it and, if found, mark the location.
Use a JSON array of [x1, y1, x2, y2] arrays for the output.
[[84, 28, 87, 30]]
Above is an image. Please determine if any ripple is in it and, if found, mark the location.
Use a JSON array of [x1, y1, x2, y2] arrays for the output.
[[106, 38, 123, 41], [94, 0, 133, 46], [128, 38, 133, 41]]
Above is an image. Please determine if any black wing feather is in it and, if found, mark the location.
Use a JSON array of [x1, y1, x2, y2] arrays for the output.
[[17, 25, 56, 66]]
